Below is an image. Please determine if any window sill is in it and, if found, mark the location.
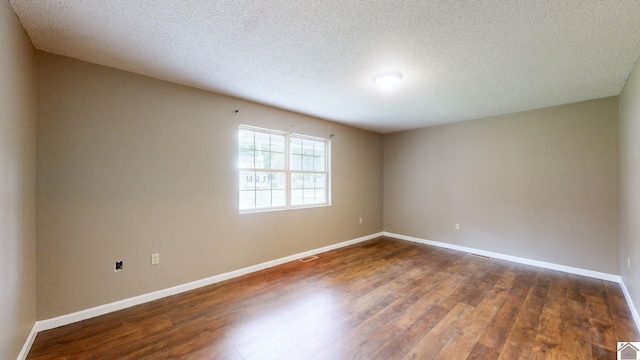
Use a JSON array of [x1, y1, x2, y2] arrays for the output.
[[239, 203, 331, 215]]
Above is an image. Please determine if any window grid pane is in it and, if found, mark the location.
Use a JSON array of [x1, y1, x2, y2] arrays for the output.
[[239, 190, 255, 210], [240, 171, 287, 209], [240, 127, 329, 212], [291, 137, 325, 172], [289, 171, 327, 206]]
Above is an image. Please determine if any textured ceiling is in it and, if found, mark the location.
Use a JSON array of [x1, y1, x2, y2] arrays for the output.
[[9, 1, 640, 133]]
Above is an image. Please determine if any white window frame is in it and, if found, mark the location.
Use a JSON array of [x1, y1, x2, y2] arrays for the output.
[[238, 125, 331, 214]]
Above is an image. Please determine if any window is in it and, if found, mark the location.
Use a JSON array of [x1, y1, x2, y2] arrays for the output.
[[239, 125, 330, 213]]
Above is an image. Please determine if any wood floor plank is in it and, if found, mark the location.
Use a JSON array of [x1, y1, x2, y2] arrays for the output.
[[433, 269, 516, 360], [402, 301, 477, 359], [27, 237, 640, 359], [533, 274, 568, 357], [498, 268, 551, 359], [467, 265, 533, 359]]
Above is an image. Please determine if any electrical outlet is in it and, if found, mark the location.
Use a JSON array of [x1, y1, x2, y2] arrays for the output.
[[151, 253, 160, 265], [455, 223, 460, 231], [359, 217, 363, 225], [628, 256, 631, 269], [115, 261, 123, 272]]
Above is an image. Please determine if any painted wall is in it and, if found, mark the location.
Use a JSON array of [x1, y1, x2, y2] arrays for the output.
[[383, 98, 619, 274], [36, 52, 383, 319], [620, 57, 640, 318], [0, 2, 37, 358]]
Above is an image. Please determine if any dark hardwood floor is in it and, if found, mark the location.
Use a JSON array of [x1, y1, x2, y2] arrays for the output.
[[28, 237, 639, 359]]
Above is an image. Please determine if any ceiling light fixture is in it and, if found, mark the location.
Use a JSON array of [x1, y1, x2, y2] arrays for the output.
[[373, 71, 403, 88]]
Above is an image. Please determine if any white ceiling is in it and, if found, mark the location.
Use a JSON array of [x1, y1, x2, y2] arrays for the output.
[[9, 1, 640, 133]]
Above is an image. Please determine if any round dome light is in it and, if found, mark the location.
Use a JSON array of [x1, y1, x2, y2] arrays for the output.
[[373, 71, 403, 88]]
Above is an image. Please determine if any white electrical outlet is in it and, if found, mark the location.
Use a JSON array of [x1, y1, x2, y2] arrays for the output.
[[455, 223, 460, 230], [359, 217, 363, 225], [151, 253, 160, 265], [628, 256, 631, 269]]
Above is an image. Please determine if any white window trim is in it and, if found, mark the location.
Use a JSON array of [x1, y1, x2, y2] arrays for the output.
[[239, 125, 331, 214]]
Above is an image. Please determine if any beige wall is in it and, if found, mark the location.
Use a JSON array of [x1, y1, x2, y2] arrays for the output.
[[620, 57, 640, 316], [0, 2, 37, 358], [384, 98, 620, 274], [36, 52, 383, 319]]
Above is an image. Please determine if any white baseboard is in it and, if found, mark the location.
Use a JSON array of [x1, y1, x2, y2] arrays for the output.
[[17, 232, 383, 359], [16, 325, 38, 360], [619, 280, 640, 334], [384, 231, 640, 333], [384, 232, 620, 282]]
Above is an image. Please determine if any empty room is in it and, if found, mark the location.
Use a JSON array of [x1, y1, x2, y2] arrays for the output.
[[3, 1, 640, 359]]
